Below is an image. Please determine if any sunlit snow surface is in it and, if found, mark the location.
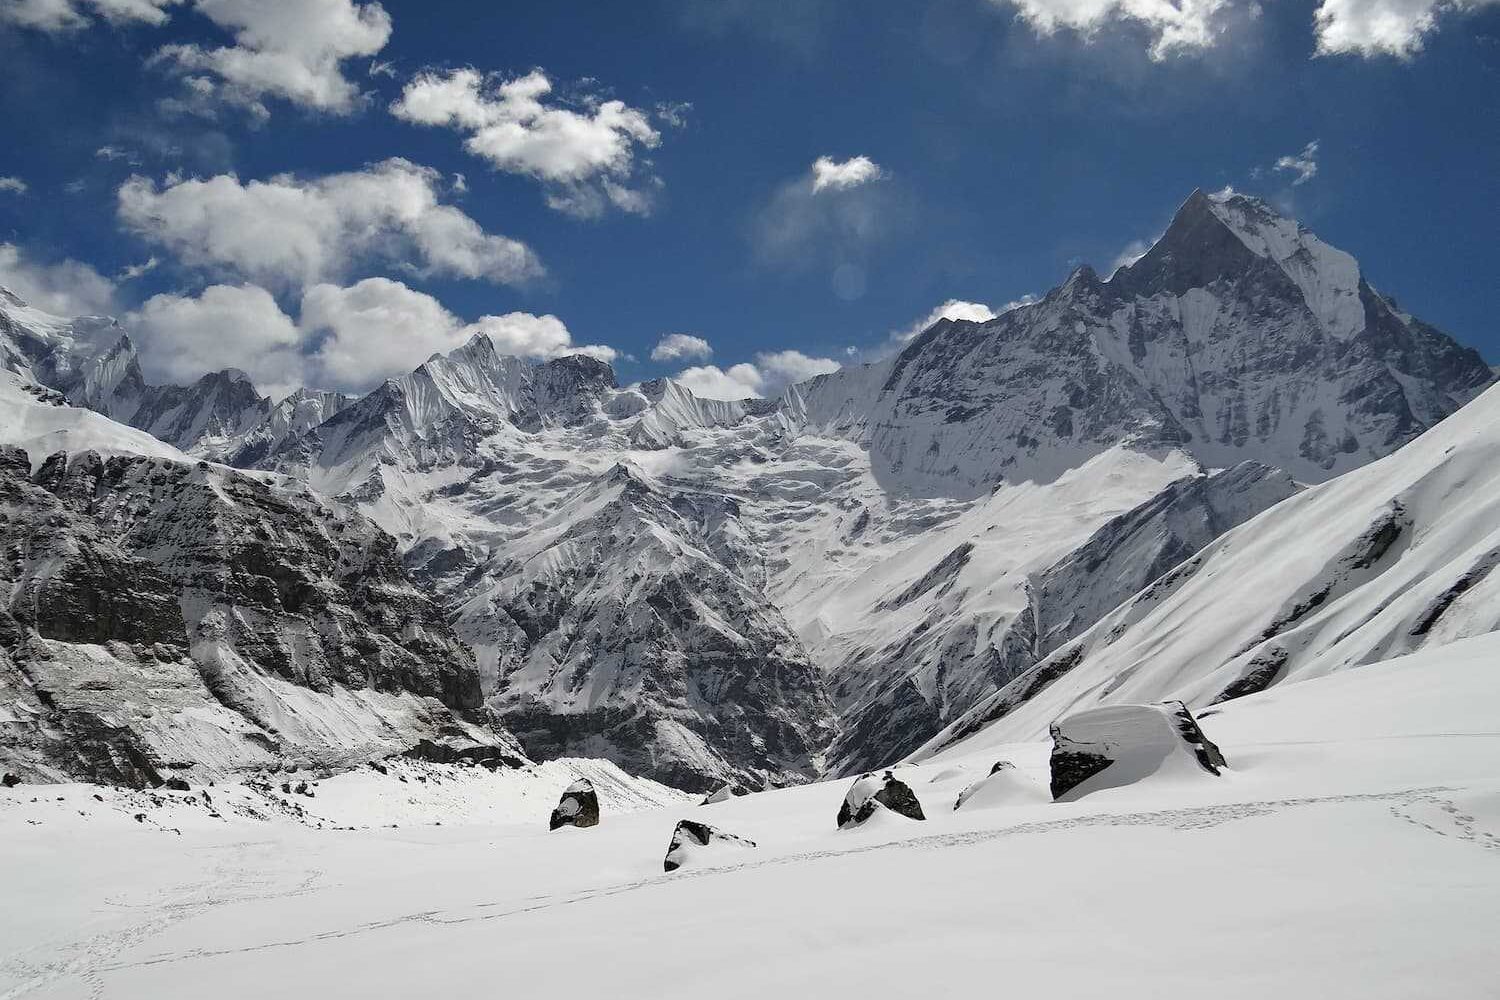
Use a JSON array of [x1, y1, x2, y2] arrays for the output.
[[4, 633, 1497, 999]]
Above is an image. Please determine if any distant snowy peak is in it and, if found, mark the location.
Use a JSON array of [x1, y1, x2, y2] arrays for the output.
[[794, 189, 1492, 492]]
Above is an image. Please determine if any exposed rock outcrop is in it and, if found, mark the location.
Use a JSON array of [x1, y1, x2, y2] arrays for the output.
[[837, 770, 926, 829], [663, 819, 757, 872], [1048, 701, 1224, 801], [549, 779, 600, 830]]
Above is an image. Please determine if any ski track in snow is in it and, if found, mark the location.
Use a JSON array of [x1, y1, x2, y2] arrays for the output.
[[1, 785, 1482, 997], [0, 841, 326, 1000]]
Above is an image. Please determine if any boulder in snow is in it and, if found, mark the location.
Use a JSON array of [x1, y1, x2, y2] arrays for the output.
[[837, 770, 926, 829], [1049, 700, 1226, 801], [663, 819, 757, 872], [1, 773, 20, 788], [953, 761, 1047, 810], [549, 778, 600, 830], [700, 784, 743, 805]]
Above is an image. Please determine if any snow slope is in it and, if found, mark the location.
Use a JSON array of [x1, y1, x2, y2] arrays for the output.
[[917, 377, 1500, 755], [2, 633, 1496, 999]]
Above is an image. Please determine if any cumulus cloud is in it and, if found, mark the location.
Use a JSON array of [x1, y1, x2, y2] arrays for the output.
[[650, 333, 713, 362], [893, 299, 1000, 345], [1274, 140, 1320, 185], [301, 278, 614, 390], [123, 277, 614, 396], [1314, 0, 1499, 56], [0, 243, 119, 316], [155, 0, 392, 115], [129, 284, 305, 397], [0, 177, 27, 195], [674, 363, 765, 400], [391, 68, 662, 217], [988, 0, 1232, 60], [673, 349, 841, 400], [116, 159, 543, 290], [811, 155, 884, 194], [0, 0, 180, 32]]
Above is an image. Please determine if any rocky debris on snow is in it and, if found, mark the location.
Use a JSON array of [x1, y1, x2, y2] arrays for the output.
[[549, 779, 600, 830], [953, 761, 1047, 810], [1049, 701, 1225, 801], [163, 777, 190, 792], [662, 819, 758, 872], [400, 739, 526, 770], [837, 771, 926, 829]]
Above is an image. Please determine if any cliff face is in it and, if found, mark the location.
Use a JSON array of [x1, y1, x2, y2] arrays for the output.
[[0, 442, 511, 786]]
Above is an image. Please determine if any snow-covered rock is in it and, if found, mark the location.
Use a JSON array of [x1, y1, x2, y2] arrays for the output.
[[837, 770, 926, 829], [662, 818, 757, 871], [1047, 701, 1225, 801], [549, 778, 600, 830], [952, 761, 1047, 810]]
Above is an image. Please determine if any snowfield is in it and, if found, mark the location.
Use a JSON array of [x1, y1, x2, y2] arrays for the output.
[[4, 633, 1498, 999]]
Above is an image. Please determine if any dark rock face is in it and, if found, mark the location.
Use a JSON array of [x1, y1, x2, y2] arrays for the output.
[[837, 770, 926, 829], [549, 779, 600, 830], [1048, 701, 1225, 801], [401, 739, 525, 769], [1164, 700, 1226, 772], [663, 818, 757, 872], [1, 773, 20, 787], [0, 446, 502, 786]]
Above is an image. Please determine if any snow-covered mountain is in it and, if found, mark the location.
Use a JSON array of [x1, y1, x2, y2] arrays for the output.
[[0, 189, 1492, 791], [0, 372, 522, 785], [916, 373, 1500, 758], [0, 289, 278, 455]]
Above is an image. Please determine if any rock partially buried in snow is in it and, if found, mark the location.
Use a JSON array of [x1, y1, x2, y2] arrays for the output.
[[549, 779, 600, 830], [953, 761, 1047, 811], [837, 770, 926, 829], [663, 819, 757, 872], [700, 784, 743, 805], [1049, 701, 1226, 801]]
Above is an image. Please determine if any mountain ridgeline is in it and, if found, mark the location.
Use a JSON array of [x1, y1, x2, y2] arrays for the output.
[[0, 190, 1492, 790]]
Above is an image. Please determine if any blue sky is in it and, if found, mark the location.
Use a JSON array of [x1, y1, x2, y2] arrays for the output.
[[0, 0, 1496, 399]]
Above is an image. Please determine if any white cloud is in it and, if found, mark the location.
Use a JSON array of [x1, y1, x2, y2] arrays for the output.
[[155, 0, 392, 115], [811, 155, 884, 194], [391, 68, 662, 217], [1274, 140, 1320, 185], [672, 349, 841, 400], [129, 284, 305, 397], [755, 349, 842, 385], [0, 0, 179, 32], [674, 363, 766, 400], [0, 177, 28, 195], [894, 299, 1000, 345], [118, 276, 615, 396], [116, 158, 543, 290], [989, 0, 1231, 60], [301, 277, 615, 391], [1314, 0, 1499, 56], [0, 243, 119, 316], [650, 333, 713, 362]]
